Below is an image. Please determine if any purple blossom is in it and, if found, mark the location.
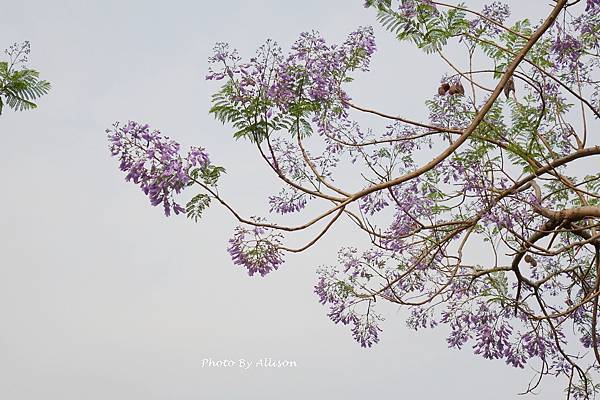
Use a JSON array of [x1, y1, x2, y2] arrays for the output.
[[187, 147, 210, 167], [522, 332, 552, 359], [481, 1, 510, 23], [359, 191, 390, 215], [469, 2, 511, 35], [407, 307, 439, 330], [586, 0, 600, 12], [268, 188, 308, 214], [447, 320, 472, 349], [380, 180, 433, 252], [397, 0, 437, 18], [268, 27, 375, 109], [399, 1, 418, 18], [315, 250, 385, 348], [227, 220, 285, 276], [319, 292, 383, 348], [504, 345, 528, 369], [351, 317, 383, 348], [342, 26, 377, 71], [574, 9, 600, 50], [206, 42, 241, 81], [428, 86, 470, 129], [107, 121, 210, 216], [267, 138, 307, 178], [551, 32, 583, 67], [473, 317, 512, 360]]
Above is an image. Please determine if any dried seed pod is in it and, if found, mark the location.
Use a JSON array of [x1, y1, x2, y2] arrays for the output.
[[438, 83, 450, 96], [448, 82, 464, 96], [455, 82, 465, 95], [524, 254, 537, 267], [503, 77, 515, 99]]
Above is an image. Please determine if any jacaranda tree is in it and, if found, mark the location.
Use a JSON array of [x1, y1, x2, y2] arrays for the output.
[[107, 0, 600, 397], [0, 42, 50, 115]]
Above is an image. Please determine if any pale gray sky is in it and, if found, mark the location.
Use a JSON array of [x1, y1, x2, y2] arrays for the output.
[[0, 1, 565, 399]]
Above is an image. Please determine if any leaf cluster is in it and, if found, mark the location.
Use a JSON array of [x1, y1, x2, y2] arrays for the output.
[[210, 77, 318, 143], [376, 2, 469, 54], [0, 60, 50, 115], [186, 194, 211, 222]]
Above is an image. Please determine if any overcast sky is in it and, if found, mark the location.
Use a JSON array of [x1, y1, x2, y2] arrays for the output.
[[0, 1, 567, 399]]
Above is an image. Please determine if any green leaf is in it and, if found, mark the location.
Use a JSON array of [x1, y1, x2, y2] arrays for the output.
[[0, 67, 51, 113], [186, 194, 212, 222]]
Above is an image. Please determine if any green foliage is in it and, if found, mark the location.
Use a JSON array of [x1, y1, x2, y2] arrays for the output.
[[289, 115, 314, 139], [189, 164, 226, 187], [475, 19, 553, 79], [376, 2, 468, 54], [363, 0, 391, 11], [487, 271, 509, 296], [333, 280, 357, 298], [585, 175, 600, 206], [0, 45, 51, 115], [209, 75, 319, 143], [490, 20, 532, 77], [209, 80, 270, 143], [186, 194, 211, 222]]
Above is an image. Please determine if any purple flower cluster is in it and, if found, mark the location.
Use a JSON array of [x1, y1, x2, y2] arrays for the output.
[[266, 137, 308, 180], [359, 191, 390, 215], [207, 27, 375, 115], [268, 188, 308, 214], [441, 298, 558, 369], [107, 121, 210, 216], [481, 1, 510, 23], [351, 318, 383, 348], [205, 42, 242, 81], [406, 307, 439, 330], [551, 32, 583, 67], [394, 0, 437, 18], [469, 2, 511, 35], [381, 180, 434, 252], [428, 87, 470, 129], [398, 1, 418, 18], [574, 10, 600, 51], [314, 274, 383, 348], [314, 248, 386, 347], [264, 136, 338, 214], [344, 26, 377, 71], [587, 0, 600, 12], [227, 220, 285, 277], [268, 27, 375, 109], [544, 0, 599, 94]]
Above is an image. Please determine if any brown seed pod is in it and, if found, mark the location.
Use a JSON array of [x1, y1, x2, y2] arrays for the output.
[[455, 82, 465, 95], [438, 83, 451, 96], [524, 254, 538, 267], [448, 82, 464, 96], [503, 77, 515, 99]]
